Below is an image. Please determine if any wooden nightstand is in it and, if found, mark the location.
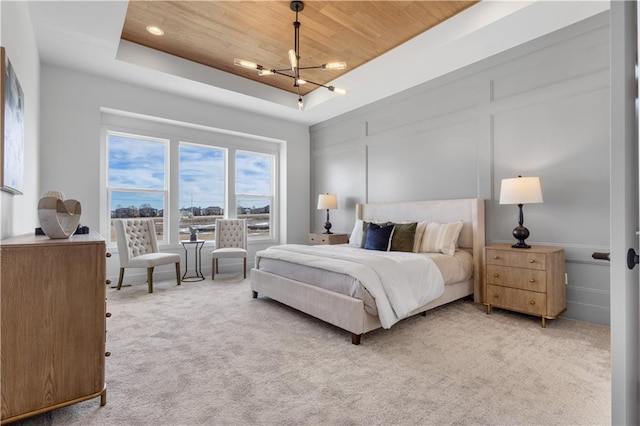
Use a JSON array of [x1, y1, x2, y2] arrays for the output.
[[308, 233, 348, 245], [484, 243, 566, 327]]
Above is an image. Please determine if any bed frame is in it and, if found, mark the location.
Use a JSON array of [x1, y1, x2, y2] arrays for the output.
[[251, 198, 485, 344]]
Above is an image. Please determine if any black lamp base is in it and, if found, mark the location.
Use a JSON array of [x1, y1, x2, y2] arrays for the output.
[[512, 225, 531, 249], [323, 221, 333, 234], [323, 209, 333, 234]]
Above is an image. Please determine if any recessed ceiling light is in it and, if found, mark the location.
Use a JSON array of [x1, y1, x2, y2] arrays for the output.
[[146, 25, 164, 36]]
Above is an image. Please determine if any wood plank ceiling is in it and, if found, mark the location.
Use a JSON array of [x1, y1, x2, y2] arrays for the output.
[[122, 1, 478, 96]]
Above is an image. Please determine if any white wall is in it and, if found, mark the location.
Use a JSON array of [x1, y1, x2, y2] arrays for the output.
[[0, 2, 40, 240], [310, 13, 610, 325], [40, 65, 310, 282]]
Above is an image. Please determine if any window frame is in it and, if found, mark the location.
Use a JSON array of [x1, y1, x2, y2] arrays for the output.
[[178, 141, 227, 242], [100, 112, 280, 249], [235, 149, 276, 241], [105, 130, 170, 244]]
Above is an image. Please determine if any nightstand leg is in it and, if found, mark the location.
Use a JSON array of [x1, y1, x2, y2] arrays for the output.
[[486, 304, 492, 314], [541, 317, 546, 328]]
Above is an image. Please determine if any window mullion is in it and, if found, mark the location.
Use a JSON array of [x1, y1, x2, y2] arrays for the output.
[[227, 147, 236, 219]]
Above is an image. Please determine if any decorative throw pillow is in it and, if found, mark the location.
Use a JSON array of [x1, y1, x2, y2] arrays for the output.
[[390, 222, 417, 252], [413, 221, 427, 252], [349, 219, 364, 246], [364, 223, 395, 251], [360, 221, 371, 248], [360, 221, 391, 248], [420, 221, 464, 256]]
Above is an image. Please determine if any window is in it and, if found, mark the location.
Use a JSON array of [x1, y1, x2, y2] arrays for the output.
[[179, 143, 226, 241], [102, 114, 280, 246], [236, 150, 274, 238], [107, 132, 168, 242]]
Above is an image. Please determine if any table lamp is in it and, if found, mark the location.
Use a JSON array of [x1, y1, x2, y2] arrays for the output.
[[499, 176, 543, 249], [317, 193, 338, 234]]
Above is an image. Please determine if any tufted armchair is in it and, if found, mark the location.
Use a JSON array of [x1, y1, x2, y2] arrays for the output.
[[114, 219, 181, 293], [211, 219, 248, 280]]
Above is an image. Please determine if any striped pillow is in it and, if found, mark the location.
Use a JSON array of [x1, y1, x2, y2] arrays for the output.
[[420, 221, 464, 256]]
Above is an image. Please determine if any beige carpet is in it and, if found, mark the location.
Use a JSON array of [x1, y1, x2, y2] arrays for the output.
[[15, 272, 610, 425]]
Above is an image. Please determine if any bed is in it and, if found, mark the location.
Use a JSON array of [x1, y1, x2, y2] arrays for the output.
[[251, 198, 485, 344]]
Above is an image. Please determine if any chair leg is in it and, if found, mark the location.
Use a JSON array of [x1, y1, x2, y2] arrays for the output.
[[212, 258, 216, 280], [175, 262, 181, 286], [147, 267, 154, 293], [117, 268, 125, 290], [216, 258, 219, 274], [243, 257, 247, 279]]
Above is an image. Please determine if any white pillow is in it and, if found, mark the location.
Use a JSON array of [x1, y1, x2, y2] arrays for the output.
[[413, 221, 427, 252], [348, 219, 364, 246], [420, 221, 464, 256]]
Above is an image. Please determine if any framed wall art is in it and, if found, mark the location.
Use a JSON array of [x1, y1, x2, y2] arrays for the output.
[[1, 47, 24, 194]]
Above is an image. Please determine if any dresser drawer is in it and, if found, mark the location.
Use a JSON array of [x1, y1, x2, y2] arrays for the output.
[[486, 249, 546, 270], [486, 265, 546, 292], [487, 284, 546, 316]]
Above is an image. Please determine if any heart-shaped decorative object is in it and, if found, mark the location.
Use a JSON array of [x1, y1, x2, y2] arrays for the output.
[[38, 191, 82, 239]]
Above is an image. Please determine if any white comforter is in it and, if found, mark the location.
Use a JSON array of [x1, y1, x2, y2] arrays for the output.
[[255, 244, 445, 329]]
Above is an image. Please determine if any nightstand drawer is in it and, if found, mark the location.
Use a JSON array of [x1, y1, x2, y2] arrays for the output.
[[309, 233, 348, 245], [486, 249, 546, 270], [486, 265, 546, 292], [487, 285, 546, 316]]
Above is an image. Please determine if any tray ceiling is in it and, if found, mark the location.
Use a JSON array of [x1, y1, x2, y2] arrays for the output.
[[121, 1, 477, 97]]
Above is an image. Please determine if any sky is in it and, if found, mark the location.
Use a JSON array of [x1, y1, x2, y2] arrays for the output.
[[108, 133, 272, 212]]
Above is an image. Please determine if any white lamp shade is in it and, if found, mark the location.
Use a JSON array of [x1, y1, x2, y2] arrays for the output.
[[499, 176, 543, 205], [317, 193, 338, 210]]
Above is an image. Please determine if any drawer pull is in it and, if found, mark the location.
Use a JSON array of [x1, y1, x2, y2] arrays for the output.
[[106, 279, 111, 285], [106, 252, 111, 258], [493, 273, 499, 278], [105, 351, 111, 357], [529, 259, 536, 263], [106, 312, 112, 318], [529, 279, 536, 283], [493, 255, 500, 260], [529, 300, 536, 305], [493, 294, 499, 299]]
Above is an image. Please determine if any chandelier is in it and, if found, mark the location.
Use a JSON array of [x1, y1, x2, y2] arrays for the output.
[[234, 0, 347, 110]]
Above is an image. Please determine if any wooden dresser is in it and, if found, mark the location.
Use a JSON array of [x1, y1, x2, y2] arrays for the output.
[[308, 232, 349, 245], [1, 232, 109, 423], [484, 243, 566, 327]]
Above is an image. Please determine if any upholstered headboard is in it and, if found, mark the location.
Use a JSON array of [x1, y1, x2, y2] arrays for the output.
[[355, 198, 485, 303]]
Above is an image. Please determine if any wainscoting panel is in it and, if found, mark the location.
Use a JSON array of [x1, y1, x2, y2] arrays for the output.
[[367, 119, 479, 204], [491, 23, 609, 102], [312, 142, 367, 235], [491, 87, 610, 247], [365, 78, 480, 137], [310, 13, 611, 325]]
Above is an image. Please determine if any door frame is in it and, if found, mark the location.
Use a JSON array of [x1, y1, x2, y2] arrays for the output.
[[610, 1, 639, 424]]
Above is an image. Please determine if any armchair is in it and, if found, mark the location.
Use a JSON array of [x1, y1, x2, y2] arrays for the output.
[[114, 219, 181, 293]]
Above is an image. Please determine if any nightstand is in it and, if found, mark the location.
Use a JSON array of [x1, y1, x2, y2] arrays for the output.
[[308, 233, 348, 245], [484, 243, 566, 327]]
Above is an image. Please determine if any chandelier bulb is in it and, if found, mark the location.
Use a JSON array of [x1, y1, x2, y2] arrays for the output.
[[234, 58, 260, 70], [288, 49, 298, 70], [322, 62, 347, 70], [328, 86, 347, 96], [298, 97, 304, 110]]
